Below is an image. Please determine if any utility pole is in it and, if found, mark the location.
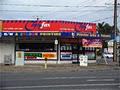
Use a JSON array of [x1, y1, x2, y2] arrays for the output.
[[113, 0, 117, 62]]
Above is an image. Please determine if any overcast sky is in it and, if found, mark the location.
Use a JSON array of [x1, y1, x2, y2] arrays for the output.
[[0, 0, 120, 31]]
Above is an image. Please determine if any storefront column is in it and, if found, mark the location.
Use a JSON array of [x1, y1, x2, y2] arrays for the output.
[[58, 38, 61, 64]]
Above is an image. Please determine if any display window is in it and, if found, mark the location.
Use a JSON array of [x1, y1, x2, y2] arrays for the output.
[[18, 43, 55, 51]]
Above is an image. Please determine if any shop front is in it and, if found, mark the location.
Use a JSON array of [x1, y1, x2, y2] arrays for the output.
[[0, 20, 115, 64]]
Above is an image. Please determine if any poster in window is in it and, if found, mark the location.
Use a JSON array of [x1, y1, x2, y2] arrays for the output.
[[61, 52, 72, 60], [85, 52, 95, 60]]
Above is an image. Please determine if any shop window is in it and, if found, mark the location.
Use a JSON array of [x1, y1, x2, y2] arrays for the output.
[[18, 43, 55, 51], [72, 44, 78, 50], [61, 44, 72, 51]]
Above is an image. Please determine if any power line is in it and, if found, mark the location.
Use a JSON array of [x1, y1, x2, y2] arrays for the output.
[[69, 7, 113, 19], [0, 3, 109, 8], [90, 16, 114, 22], [0, 9, 114, 12]]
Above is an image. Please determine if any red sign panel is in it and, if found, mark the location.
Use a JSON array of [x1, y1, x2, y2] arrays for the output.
[[2, 20, 96, 33]]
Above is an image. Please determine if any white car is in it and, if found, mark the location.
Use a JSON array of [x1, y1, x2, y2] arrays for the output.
[[102, 53, 113, 59]]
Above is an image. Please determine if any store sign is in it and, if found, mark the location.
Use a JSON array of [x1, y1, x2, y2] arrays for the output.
[[2, 32, 73, 37], [82, 39, 102, 48], [75, 33, 115, 39], [24, 52, 57, 60], [2, 20, 96, 33], [61, 52, 72, 60]]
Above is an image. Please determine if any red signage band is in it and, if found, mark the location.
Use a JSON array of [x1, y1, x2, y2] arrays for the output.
[[2, 20, 96, 33]]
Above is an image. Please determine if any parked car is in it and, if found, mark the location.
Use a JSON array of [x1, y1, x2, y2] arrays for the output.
[[102, 53, 113, 59]]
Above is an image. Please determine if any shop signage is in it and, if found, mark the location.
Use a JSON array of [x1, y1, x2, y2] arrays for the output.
[[24, 52, 57, 60], [2, 20, 96, 33], [61, 52, 72, 60], [75, 33, 115, 39], [2, 32, 72, 37], [1, 32, 115, 39], [82, 39, 102, 48]]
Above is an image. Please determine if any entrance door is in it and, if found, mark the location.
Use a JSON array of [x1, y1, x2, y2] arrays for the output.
[[72, 44, 79, 63]]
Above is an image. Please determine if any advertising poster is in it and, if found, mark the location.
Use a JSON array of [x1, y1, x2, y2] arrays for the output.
[[61, 52, 72, 60], [82, 39, 102, 48], [85, 52, 95, 60], [2, 20, 96, 33], [24, 52, 57, 60]]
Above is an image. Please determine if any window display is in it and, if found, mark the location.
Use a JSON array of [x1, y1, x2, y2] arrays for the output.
[[19, 43, 55, 51]]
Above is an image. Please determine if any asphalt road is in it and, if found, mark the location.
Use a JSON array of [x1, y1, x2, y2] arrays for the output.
[[0, 69, 120, 90]]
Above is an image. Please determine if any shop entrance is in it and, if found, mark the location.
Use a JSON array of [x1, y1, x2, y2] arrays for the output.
[[72, 44, 83, 63]]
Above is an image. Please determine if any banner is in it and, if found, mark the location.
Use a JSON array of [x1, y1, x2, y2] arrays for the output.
[[24, 52, 57, 60], [2, 20, 96, 33], [82, 39, 102, 48]]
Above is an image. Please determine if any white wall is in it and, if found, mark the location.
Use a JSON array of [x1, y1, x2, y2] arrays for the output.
[[0, 37, 15, 64]]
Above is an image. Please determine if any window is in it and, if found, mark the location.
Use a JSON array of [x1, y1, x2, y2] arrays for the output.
[[19, 43, 55, 51]]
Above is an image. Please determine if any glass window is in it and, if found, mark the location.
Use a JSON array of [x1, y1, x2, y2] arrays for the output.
[[61, 44, 72, 51], [19, 43, 54, 51]]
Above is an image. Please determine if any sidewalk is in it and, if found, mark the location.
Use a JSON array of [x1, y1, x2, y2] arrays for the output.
[[0, 61, 119, 72]]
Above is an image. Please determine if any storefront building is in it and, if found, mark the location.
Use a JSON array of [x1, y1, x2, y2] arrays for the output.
[[0, 20, 115, 64]]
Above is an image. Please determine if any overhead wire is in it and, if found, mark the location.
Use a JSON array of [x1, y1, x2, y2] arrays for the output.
[[90, 16, 114, 22]]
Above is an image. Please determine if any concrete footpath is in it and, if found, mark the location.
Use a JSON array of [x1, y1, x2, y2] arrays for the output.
[[0, 61, 119, 72]]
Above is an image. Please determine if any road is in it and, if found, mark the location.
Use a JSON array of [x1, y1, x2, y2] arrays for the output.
[[0, 69, 120, 90]]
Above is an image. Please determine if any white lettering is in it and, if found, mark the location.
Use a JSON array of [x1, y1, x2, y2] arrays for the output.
[[40, 22, 50, 29], [85, 24, 92, 30]]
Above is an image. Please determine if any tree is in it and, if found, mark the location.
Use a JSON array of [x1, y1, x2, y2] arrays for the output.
[[97, 22, 114, 51], [97, 22, 114, 34]]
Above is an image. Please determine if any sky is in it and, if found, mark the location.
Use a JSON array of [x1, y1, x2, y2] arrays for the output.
[[0, 0, 120, 38]]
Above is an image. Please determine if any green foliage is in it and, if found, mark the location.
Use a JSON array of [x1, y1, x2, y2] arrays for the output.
[[97, 22, 114, 34]]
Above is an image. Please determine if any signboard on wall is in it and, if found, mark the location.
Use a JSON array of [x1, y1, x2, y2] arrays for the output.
[[82, 39, 102, 48], [2, 20, 96, 33], [61, 52, 72, 60], [24, 52, 57, 60]]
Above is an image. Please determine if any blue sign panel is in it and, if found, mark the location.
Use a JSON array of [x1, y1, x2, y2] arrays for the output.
[[74, 33, 115, 39], [2, 32, 72, 37], [1, 32, 115, 39]]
